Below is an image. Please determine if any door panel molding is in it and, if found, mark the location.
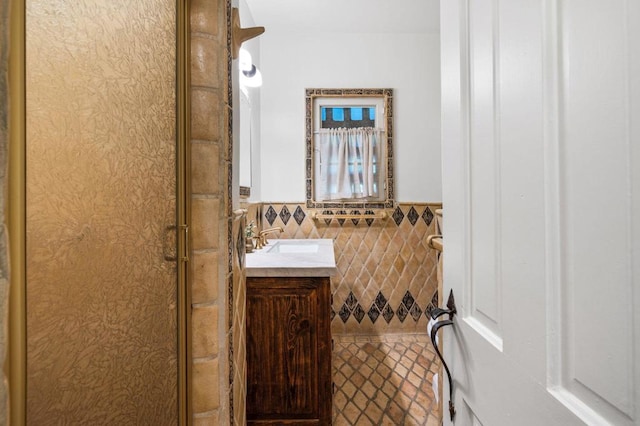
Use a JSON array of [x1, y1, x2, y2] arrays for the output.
[[546, 0, 637, 423], [467, 0, 503, 346]]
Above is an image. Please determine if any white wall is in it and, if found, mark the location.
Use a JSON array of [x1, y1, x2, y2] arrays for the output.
[[257, 31, 441, 202]]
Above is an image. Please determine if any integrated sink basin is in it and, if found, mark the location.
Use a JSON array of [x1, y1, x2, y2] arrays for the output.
[[266, 240, 320, 254], [245, 238, 337, 277]]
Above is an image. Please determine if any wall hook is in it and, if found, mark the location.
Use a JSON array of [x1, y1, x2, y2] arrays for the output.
[[429, 289, 457, 421], [231, 7, 265, 59]]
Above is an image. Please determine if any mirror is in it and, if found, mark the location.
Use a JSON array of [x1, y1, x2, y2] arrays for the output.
[[237, 3, 262, 199], [239, 89, 252, 197], [306, 88, 394, 209]]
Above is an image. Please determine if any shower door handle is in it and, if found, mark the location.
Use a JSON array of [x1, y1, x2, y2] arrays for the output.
[[429, 289, 457, 421]]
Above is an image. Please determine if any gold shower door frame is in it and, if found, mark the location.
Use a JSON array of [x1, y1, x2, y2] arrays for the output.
[[7, 0, 191, 424]]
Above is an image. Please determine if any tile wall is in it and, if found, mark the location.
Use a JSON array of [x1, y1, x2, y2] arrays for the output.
[[191, 0, 249, 423], [255, 203, 442, 335], [190, 0, 230, 423], [230, 211, 247, 426]]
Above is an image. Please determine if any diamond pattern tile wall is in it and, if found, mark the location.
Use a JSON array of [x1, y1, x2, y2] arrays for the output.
[[392, 207, 405, 226], [258, 203, 442, 334], [425, 291, 439, 319], [279, 205, 291, 225], [422, 207, 434, 226], [407, 206, 419, 226], [339, 291, 369, 324], [293, 206, 306, 225], [265, 205, 277, 226]]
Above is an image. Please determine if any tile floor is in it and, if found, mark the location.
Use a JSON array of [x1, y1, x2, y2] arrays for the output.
[[332, 334, 442, 425]]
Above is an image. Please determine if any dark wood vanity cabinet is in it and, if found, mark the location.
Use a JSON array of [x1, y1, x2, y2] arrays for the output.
[[246, 276, 333, 425]]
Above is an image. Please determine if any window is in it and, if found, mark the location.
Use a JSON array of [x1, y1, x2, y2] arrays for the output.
[[305, 89, 394, 210]]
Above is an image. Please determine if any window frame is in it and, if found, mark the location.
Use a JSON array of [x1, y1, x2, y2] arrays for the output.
[[305, 88, 394, 211]]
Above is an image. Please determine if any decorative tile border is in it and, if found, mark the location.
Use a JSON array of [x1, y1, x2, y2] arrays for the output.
[[334, 290, 439, 325], [264, 204, 436, 228]]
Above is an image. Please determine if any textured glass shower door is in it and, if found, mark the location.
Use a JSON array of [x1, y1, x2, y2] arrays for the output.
[[25, 0, 180, 423]]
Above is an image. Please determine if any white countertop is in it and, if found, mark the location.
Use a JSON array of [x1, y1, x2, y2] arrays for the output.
[[245, 238, 338, 277]]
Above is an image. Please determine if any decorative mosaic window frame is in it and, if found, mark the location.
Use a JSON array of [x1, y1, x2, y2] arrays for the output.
[[305, 88, 395, 210]]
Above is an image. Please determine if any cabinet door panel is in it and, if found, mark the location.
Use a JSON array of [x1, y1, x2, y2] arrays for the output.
[[247, 289, 317, 416], [246, 276, 331, 424]]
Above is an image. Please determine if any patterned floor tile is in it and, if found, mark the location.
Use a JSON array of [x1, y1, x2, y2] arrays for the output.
[[333, 335, 442, 425]]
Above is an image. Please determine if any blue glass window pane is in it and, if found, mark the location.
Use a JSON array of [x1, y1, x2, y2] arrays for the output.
[[332, 108, 344, 121], [321, 107, 326, 121], [351, 107, 363, 120], [369, 107, 376, 120]]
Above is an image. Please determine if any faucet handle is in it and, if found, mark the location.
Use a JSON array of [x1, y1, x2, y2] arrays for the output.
[[257, 227, 284, 245], [253, 236, 263, 249]]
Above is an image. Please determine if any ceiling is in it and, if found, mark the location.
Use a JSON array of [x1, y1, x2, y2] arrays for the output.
[[242, 0, 440, 35]]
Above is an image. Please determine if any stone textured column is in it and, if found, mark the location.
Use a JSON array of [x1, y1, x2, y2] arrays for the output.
[[190, 0, 230, 423]]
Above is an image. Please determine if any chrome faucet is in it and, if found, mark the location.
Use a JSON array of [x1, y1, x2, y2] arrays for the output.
[[257, 227, 284, 247]]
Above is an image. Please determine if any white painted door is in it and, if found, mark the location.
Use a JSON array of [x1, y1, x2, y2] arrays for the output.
[[440, 1, 640, 425]]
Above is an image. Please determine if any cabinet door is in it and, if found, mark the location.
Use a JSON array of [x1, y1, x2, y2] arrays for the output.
[[247, 277, 331, 425]]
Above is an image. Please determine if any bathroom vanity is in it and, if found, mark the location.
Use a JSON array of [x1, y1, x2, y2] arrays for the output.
[[245, 239, 337, 425]]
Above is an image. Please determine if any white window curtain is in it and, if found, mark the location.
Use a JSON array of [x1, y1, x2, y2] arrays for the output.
[[316, 127, 384, 200]]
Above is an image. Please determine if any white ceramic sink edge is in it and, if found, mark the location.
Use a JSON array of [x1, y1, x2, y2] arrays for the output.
[[245, 238, 337, 277]]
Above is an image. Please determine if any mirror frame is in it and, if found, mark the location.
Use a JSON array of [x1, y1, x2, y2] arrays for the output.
[[305, 88, 394, 210]]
